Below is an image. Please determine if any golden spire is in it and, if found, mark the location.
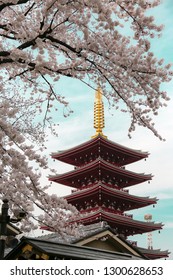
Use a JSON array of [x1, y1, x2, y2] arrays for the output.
[[91, 87, 107, 139]]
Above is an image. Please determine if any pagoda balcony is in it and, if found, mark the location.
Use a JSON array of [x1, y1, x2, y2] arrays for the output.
[[71, 181, 121, 192], [73, 157, 126, 168], [70, 183, 129, 193], [80, 206, 133, 219]]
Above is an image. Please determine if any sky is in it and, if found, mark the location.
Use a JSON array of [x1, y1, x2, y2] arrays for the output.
[[37, 0, 173, 259]]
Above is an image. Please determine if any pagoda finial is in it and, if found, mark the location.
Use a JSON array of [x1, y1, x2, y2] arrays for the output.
[[91, 87, 107, 139]]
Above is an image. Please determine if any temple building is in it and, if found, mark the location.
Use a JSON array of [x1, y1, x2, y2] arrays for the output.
[[48, 87, 169, 259]]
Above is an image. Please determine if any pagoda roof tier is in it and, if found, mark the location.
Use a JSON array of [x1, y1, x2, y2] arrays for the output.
[[137, 247, 170, 259], [64, 183, 157, 211], [49, 158, 152, 188], [74, 208, 163, 236], [51, 135, 149, 167]]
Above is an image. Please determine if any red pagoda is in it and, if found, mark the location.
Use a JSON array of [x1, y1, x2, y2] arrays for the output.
[[49, 88, 169, 259]]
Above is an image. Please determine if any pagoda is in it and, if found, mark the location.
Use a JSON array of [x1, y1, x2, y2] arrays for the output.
[[49, 87, 169, 259]]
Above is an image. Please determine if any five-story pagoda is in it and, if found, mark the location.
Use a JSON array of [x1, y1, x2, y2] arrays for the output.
[[49, 88, 162, 238], [49, 88, 169, 259]]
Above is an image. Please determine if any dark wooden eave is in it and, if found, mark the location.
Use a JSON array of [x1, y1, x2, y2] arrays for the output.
[[51, 136, 149, 166], [64, 182, 157, 211], [4, 237, 145, 260], [49, 158, 152, 188], [73, 208, 163, 236], [138, 247, 170, 259]]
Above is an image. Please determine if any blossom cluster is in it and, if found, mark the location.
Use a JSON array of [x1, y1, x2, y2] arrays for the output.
[[0, 0, 172, 140], [0, 88, 78, 234]]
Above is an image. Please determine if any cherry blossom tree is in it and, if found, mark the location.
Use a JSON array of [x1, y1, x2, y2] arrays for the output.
[[0, 0, 172, 138], [0, 88, 78, 234], [0, 0, 172, 234]]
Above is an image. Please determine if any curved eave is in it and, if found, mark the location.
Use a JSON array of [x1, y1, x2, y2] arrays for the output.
[[49, 158, 152, 188], [64, 183, 157, 210], [138, 247, 170, 259], [75, 209, 163, 235], [51, 136, 149, 166]]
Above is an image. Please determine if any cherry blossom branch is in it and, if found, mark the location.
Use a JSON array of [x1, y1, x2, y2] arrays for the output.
[[0, 0, 30, 12]]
